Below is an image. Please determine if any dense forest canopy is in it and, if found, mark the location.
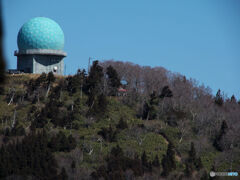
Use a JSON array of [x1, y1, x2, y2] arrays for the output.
[[0, 60, 239, 179]]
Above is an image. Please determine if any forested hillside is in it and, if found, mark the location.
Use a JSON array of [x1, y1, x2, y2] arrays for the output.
[[0, 60, 239, 180]]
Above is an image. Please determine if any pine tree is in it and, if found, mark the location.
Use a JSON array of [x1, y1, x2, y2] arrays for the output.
[[142, 91, 159, 120], [106, 65, 121, 96], [152, 155, 160, 167], [71, 160, 76, 172], [68, 134, 77, 151], [195, 157, 203, 170], [184, 162, 192, 177], [213, 120, 228, 151], [86, 61, 104, 113], [141, 151, 148, 167], [188, 142, 197, 165], [110, 145, 124, 157], [116, 118, 128, 129], [86, 60, 104, 95], [230, 95, 236, 103], [161, 154, 170, 176], [159, 86, 173, 98], [97, 93, 108, 117], [215, 89, 223, 106], [161, 142, 176, 176], [59, 167, 68, 180], [47, 71, 55, 85]]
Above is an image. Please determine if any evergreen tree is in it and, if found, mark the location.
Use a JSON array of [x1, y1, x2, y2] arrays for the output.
[[96, 93, 108, 117], [86, 61, 104, 115], [188, 142, 197, 165], [0, 130, 58, 179], [152, 155, 160, 167], [161, 142, 176, 176], [110, 145, 124, 157], [71, 160, 76, 172], [47, 71, 55, 85], [142, 91, 159, 120], [159, 86, 173, 98], [68, 69, 87, 94], [195, 157, 203, 170], [36, 72, 47, 86], [230, 95, 236, 103], [59, 167, 68, 180], [68, 134, 77, 151], [215, 89, 223, 106], [184, 162, 192, 177], [141, 151, 148, 167], [161, 155, 170, 176], [86, 60, 104, 96], [213, 120, 228, 151], [116, 118, 128, 129], [106, 65, 121, 96]]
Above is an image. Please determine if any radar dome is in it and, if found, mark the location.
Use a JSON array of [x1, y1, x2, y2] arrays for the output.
[[17, 17, 64, 50]]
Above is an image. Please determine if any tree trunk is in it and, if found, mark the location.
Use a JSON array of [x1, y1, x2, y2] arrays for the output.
[[8, 93, 15, 105], [45, 84, 51, 98]]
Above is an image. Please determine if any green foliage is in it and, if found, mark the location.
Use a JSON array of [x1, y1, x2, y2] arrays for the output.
[[184, 142, 204, 177], [0, 68, 238, 179], [152, 154, 160, 167], [91, 145, 143, 179], [142, 91, 159, 120], [0, 130, 58, 179], [48, 131, 77, 152], [106, 65, 121, 96], [201, 151, 219, 171], [161, 142, 176, 176], [98, 126, 117, 142], [116, 117, 128, 130]]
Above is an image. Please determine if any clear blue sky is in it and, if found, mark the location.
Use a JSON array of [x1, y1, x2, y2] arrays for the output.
[[2, 0, 240, 99]]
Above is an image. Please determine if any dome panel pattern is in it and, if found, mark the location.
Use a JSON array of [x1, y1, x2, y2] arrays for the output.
[[17, 17, 64, 50]]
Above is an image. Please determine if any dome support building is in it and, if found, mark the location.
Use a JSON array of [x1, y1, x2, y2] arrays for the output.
[[14, 17, 66, 75]]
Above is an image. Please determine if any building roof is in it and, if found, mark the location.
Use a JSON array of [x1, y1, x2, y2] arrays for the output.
[[17, 17, 64, 51]]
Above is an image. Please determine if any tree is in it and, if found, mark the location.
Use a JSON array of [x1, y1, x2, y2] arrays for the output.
[[152, 155, 160, 167], [230, 95, 236, 103], [188, 142, 197, 165], [47, 71, 55, 84], [142, 91, 159, 120], [184, 142, 197, 176], [86, 60, 104, 96], [195, 157, 203, 170], [0, 130, 58, 179], [59, 167, 68, 180], [71, 160, 76, 172], [141, 151, 148, 167], [215, 89, 223, 106], [86, 61, 104, 113], [161, 142, 176, 176], [68, 134, 77, 151], [116, 118, 128, 129], [159, 86, 173, 98], [213, 120, 228, 151], [106, 65, 121, 96]]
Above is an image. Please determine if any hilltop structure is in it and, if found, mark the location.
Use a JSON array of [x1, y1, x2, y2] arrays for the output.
[[14, 17, 66, 75]]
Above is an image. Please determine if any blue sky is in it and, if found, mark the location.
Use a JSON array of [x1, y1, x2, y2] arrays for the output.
[[2, 0, 240, 99]]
